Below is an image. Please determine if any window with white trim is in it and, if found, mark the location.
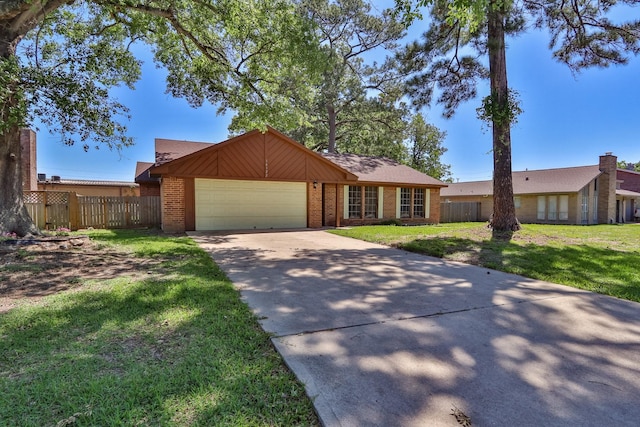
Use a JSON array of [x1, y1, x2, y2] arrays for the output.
[[413, 188, 425, 218], [348, 185, 380, 219], [348, 186, 361, 218], [400, 188, 411, 218], [364, 186, 378, 218]]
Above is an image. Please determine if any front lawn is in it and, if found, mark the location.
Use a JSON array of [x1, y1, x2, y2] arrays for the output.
[[331, 223, 640, 303], [0, 230, 318, 426]]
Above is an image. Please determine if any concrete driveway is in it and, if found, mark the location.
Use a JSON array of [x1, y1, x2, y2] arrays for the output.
[[190, 230, 640, 427]]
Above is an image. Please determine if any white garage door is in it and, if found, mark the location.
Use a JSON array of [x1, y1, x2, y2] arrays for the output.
[[195, 179, 307, 230]]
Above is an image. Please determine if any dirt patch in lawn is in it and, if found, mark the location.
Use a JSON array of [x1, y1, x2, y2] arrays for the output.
[[0, 236, 162, 313]]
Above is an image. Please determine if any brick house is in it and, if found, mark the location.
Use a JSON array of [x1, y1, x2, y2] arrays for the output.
[[617, 168, 640, 221], [441, 153, 640, 224], [135, 127, 447, 232]]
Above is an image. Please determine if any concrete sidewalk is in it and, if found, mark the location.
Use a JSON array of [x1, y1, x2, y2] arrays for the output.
[[190, 230, 640, 427]]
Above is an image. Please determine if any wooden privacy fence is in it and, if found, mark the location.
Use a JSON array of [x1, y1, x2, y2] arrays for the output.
[[440, 202, 481, 223], [24, 191, 161, 230]]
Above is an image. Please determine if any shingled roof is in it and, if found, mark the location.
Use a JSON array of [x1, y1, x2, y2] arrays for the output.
[[138, 132, 447, 187], [321, 153, 447, 187], [135, 161, 159, 184], [154, 138, 212, 164], [441, 165, 602, 197]]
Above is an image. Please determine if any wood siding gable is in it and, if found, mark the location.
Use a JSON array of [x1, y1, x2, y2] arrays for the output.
[[151, 128, 357, 183]]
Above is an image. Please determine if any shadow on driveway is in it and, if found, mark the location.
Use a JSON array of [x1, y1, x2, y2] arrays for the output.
[[190, 230, 640, 427]]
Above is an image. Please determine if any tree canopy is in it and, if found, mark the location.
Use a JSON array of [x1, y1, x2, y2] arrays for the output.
[[0, 0, 316, 236]]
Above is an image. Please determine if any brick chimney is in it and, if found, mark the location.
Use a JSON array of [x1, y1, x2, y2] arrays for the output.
[[20, 129, 38, 191], [598, 152, 617, 224]]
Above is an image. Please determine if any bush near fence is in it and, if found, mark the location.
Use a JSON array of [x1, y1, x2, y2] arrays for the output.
[[23, 191, 161, 230]]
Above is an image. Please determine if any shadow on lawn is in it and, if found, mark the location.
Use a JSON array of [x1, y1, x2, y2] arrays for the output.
[[0, 233, 317, 426], [399, 235, 640, 302]]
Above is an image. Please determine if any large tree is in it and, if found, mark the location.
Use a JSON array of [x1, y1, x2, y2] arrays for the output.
[[230, 0, 409, 155], [0, 0, 313, 236], [397, 0, 640, 232]]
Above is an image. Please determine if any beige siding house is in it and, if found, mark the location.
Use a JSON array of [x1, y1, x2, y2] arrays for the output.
[[441, 153, 640, 225]]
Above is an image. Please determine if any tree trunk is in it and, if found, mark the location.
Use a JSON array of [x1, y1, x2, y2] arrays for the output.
[[327, 104, 336, 153], [487, 4, 520, 234], [0, 35, 41, 237]]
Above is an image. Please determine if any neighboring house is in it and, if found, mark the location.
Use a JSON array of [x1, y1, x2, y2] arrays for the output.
[[617, 168, 640, 221], [135, 127, 446, 232], [37, 177, 139, 197], [20, 129, 140, 196], [441, 153, 640, 224]]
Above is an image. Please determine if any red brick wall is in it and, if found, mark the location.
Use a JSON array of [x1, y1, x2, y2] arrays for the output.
[[140, 183, 161, 197], [618, 170, 640, 193], [323, 184, 337, 227], [161, 177, 186, 233], [383, 186, 397, 218], [308, 182, 323, 228]]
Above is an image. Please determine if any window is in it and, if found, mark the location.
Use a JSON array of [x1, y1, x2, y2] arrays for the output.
[[400, 188, 411, 218], [548, 196, 558, 220], [581, 187, 589, 223], [514, 196, 521, 209], [537, 196, 546, 220], [537, 195, 569, 221], [559, 195, 569, 220], [364, 186, 378, 218], [414, 188, 425, 218], [347, 186, 379, 219], [348, 186, 361, 218]]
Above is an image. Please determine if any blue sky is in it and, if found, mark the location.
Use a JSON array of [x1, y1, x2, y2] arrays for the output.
[[35, 10, 640, 183]]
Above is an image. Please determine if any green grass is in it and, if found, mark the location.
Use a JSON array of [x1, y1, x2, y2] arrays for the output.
[[0, 229, 318, 426], [331, 223, 640, 302]]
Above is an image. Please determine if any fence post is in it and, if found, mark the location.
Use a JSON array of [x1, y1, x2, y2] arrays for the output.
[[125, 196, 131, 227], [68, 192, 79, 230], [43, 191, 49, 230]]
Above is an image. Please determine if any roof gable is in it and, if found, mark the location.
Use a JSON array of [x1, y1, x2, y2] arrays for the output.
[[150, 127, 358, 182], [441, 165, 602, 197], [322, 153, 447, 187]]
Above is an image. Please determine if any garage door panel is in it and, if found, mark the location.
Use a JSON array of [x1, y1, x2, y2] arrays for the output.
[[195, 179, 307, 230]]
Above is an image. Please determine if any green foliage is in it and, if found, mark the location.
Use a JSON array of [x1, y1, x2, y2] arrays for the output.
[[12, 3, 144, 149], [618, 160, 640, 172], [406, 113, 452, 180], [476, 88, 523, 127], [229, 0, 412, 158], [0, 57, 26, 134], [153, 0, 319, 133]]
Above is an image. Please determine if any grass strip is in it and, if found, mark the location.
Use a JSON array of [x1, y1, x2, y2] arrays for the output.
[[331, 223, 640, 302]]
